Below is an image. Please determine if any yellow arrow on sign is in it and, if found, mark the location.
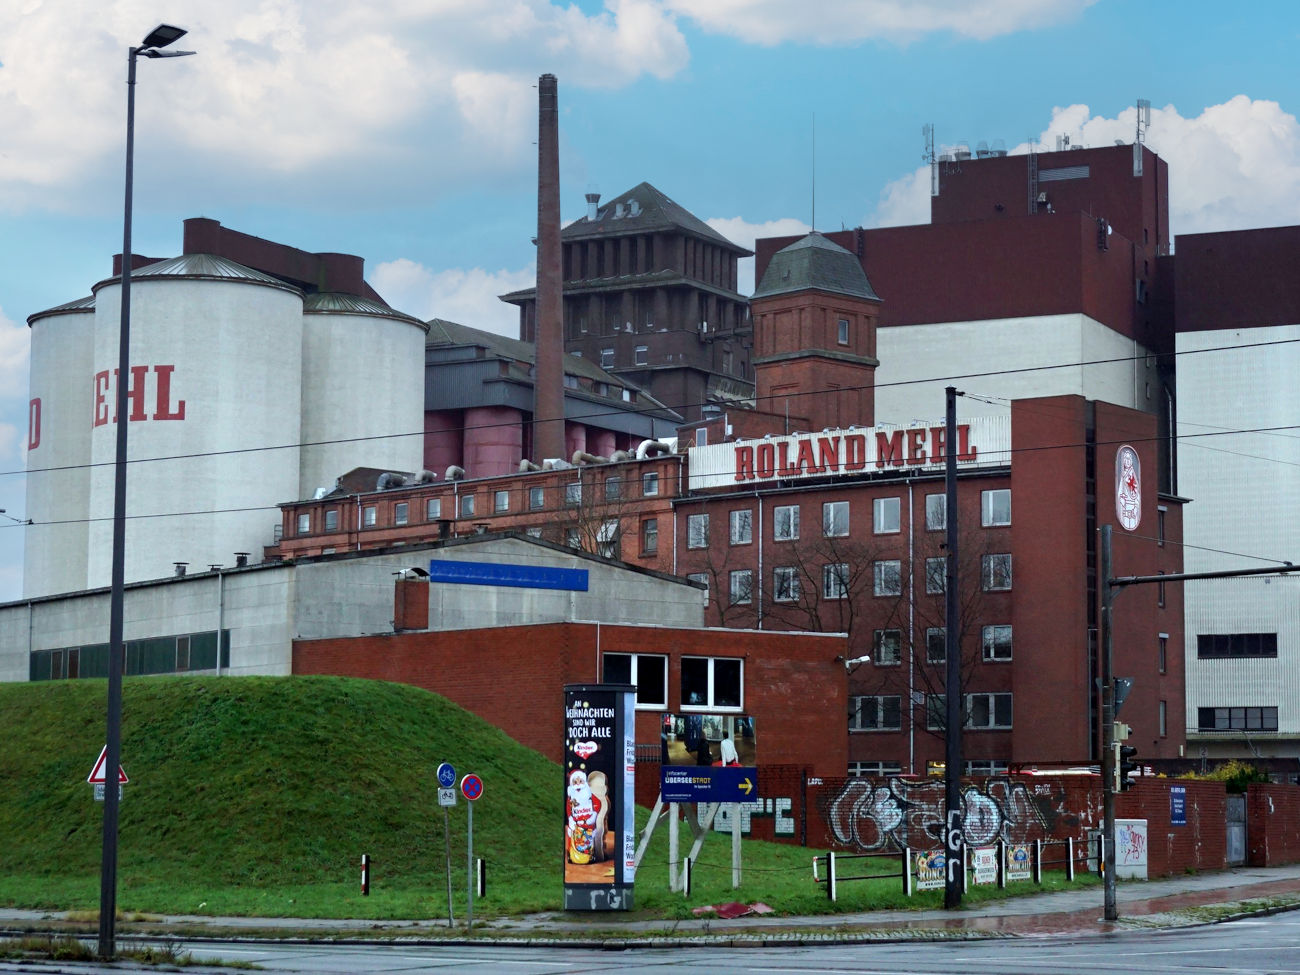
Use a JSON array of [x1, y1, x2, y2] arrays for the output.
[[738, 777, 753, 796]]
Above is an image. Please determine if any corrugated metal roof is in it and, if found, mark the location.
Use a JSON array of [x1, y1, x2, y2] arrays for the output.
[[27, 294, 94, 326], [752, 232, 880, 301], [91, 253, 302, 295], [304, 292, 429, 330]]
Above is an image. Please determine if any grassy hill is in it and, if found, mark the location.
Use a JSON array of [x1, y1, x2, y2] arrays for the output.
[[0, 675, 562, 918]]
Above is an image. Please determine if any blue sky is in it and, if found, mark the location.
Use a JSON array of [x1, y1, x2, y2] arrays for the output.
[[2, 0, 1299, 600]]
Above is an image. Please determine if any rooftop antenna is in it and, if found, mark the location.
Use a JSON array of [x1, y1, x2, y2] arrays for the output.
[[922, 123, 938, 197], [811, 111, 816, 231], [1133, 98, 1151, 177]]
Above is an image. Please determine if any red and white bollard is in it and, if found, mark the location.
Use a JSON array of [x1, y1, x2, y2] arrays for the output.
[[361, 853, 370, 896]]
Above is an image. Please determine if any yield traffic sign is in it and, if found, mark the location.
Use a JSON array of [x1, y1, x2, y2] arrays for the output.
[[87, 745, 129, 785]]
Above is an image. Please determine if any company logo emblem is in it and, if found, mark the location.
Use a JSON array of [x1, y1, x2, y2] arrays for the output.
[[1116, 445, 1141, 531], [574, 740, 599, 759]]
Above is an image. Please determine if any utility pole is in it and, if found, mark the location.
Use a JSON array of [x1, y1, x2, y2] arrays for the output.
[[1100, 524, 1118, 921], [943, 385, 965, 908]]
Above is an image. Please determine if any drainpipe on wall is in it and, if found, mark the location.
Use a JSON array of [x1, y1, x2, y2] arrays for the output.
[[354, 496, 361, 551], [756, 492, 764, 629]]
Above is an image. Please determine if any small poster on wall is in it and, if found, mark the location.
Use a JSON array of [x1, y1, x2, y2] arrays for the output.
[[563, 684, 635, 911], [1116, 444, 1141, 531]]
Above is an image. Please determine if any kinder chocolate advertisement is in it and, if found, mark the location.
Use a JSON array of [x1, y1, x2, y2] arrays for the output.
[[563, 684, 635, 910]]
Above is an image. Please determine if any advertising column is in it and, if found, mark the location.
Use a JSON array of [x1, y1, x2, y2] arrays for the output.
[[563, 684, 636, 910]]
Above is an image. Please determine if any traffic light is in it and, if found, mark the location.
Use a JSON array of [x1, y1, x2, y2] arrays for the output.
[[1118, 744, 1139, 791]]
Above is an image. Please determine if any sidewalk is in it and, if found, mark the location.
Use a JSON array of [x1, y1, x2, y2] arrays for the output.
[[4, 864, 1300, 945]]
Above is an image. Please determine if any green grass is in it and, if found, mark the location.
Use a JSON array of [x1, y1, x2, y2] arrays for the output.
[[0, 676, 1094, 922]]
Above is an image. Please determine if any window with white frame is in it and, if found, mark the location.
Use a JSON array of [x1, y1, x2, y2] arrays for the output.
[[874, 559, 901, 596], [526, 526, 543, 539], [926, 694, 946, 730], [641, 518, 658, 554], [394, 502, 409, 526], [823, 501, 849, 537], [873, 496, 900, 534], [695, 427, 708, 447], [850, 695, 901, 731], [965, 760, 1009, 775], [774, 504, 800, 541], [967, 692, 1013, 729], [566, 527, 581, 549], [604, 476, 621, 501], [634, 345, 648, 365], [730, 509, 753, 545], [925, 493, 946, 531], [362, 505, 377, 527], [324, 508, 339, 532], [528, 486, 544, 510], [601, 348, 615, 368], [565, 481, 581, 505], [823, 563, 848, 599], [602, 652, 668, 709], [773, 566, 799, 602], [837, 318, 850, 345], [425, 497, 441, 520], [926, 627, 946, 663], [925, 556, 946, 594], [493, 490, 509, 513], [850, 760, 903, 777], [981, 553, 1012, 591], [1159, 699, 1167, 737], [296, 512, 311, 535], [982, 624, 1012, 661], [597, 519, 619, 559], [981, 489, 1011, 526], [681, 656, 742, 709], [642, 471, 660, 496], [729, 569, 753, 605], [460, 494, 475, 517], [687, 512, 709, 548], [874, 629, 902, 665], [687, 572, 709, 593]]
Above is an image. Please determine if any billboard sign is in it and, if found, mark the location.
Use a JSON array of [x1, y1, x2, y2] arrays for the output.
[[1116, 444, 1141, 531], [660, 713, 757, 802], [563, 684, 636, 911]]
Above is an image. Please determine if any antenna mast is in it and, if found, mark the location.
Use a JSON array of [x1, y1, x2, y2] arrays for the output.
[[922, 123, 937, 197], [811, 111, 816, 231]]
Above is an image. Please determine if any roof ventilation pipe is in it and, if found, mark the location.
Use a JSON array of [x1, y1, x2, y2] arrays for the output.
[[445, 465, 466, 481], [609, 450, 631, 463], [234, 552, 250, 567], [572, 451, 609, 465], [173, 562, 189, 577], [519, 459, 542, 473], [585, 192, 600, 221], [376, 472, 406, 490], [405, 469, 437, 486], [636, 439, 673, 460]]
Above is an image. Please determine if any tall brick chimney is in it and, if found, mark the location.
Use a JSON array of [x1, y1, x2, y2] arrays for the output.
[[533, 74, 565, 463]]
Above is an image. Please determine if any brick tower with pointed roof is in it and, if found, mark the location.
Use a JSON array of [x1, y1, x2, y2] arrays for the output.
[[750, 231, 881, 431], [502, 182, 753, 421]]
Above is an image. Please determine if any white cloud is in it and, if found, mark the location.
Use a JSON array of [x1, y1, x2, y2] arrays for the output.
[[706, 216, 810, 295], [0, 307, 30, 400], [664, 0, 1097, 45], [865, 97, 1300, 237], [0, 1, 689, 212], [371, 258, 535, 336]]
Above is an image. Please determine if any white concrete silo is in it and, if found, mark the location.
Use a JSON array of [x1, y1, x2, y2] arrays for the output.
[[299, 294, 429, 496], [86, 255, 304, 586], [24, 297, 96, 597]]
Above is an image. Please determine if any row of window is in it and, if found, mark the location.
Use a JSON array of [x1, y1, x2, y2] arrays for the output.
[[1196, 633, 1278, 659], [30, 630, 232, 681], [712, 555, 1013, 606], [850, 692, 1014, 731], [1196, 706, 1279, 732], [689, 490, 1011, 549], [601, 651, 742, 710], [296, 472, 665, 536]]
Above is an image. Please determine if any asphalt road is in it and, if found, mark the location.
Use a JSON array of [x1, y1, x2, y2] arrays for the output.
[[140, 911, 1300, 974]]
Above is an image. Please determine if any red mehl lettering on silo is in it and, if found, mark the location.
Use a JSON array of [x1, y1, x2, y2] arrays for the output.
[[907, 428, 927, 465], [875, 430, 903, 468], [27, 399, 40, 450], [92, 365, 186, 427], [844, 434, 868, 470]]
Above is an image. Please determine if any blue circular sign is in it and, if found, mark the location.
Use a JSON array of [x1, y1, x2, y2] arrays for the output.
[[437, 762, 456, 788], [461, 773, 483, 801]]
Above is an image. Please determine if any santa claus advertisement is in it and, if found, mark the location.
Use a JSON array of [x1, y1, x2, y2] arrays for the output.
[[563, 684, 636, 910]]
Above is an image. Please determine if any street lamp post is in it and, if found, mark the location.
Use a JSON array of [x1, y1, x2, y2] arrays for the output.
[[99, 24, 194, 961]]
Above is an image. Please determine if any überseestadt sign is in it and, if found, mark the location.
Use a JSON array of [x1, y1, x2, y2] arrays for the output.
[[687, 417, 1011, 490]]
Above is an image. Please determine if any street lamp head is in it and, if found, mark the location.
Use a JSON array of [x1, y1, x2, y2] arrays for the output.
[[141, 24, 187, 49], [140, 49, 196, 59]]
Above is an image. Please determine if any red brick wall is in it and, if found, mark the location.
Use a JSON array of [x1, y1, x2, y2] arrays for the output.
[[1247, 784, 1300, 866], [1117, 779, 1226, 876], [294, 622, 848, 778]]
